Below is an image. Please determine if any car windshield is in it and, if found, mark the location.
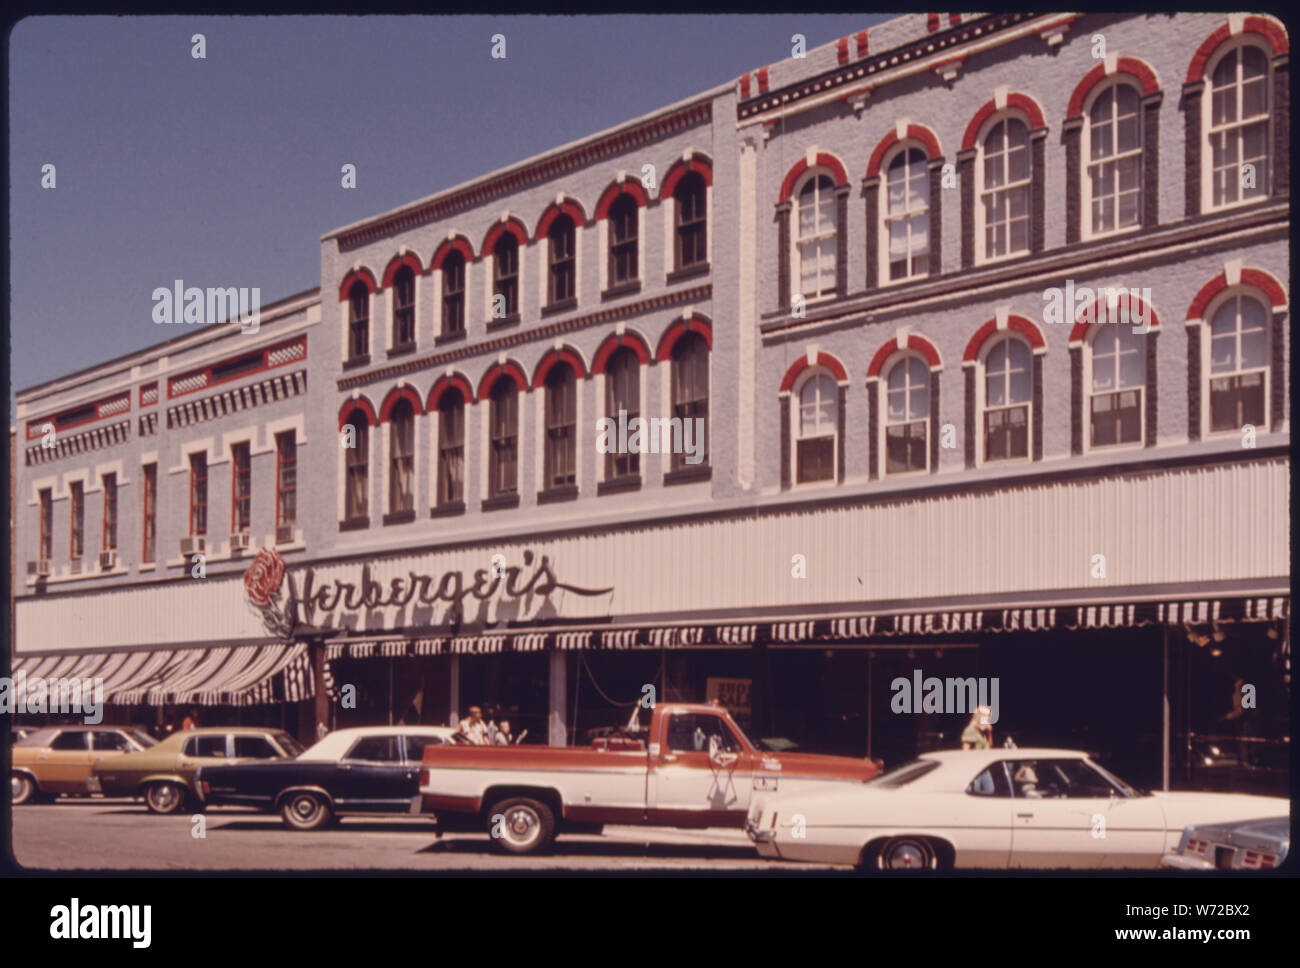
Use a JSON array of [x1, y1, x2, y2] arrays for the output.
[[276, 733, 306, 757], [129, 730, 157, 749], [865, 759, 941, 788], [1085, 757, 1146, 797]]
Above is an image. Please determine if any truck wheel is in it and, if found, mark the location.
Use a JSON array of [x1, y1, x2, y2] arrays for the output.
[[144, 781, 186, 815], [488, 797, 555, 855], [12, 773, 37, 805], [280, 792, 334, 832]]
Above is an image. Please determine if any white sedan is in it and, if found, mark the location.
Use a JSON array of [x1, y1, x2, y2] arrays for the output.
[[744, 748, 1290, 870]]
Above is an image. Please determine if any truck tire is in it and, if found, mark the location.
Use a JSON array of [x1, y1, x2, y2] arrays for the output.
[[487, 797, 556, 855]]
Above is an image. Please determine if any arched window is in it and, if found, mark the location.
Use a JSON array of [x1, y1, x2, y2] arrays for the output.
[[608, 194, 638, 287], [980, 117, 1031, 260], [795, 371, 837, 484], [436, 391, 465, 507], [1208, 293, 1268, 432], [548, 214, 576, 306], [544, 363, 577, 488], [605, 347, 639, 481], [441, 250, 465, 336], [493, 233, 519, 318], [671, 332, 709, 471], [884, 147, 930, 281], [1207, 43, 1270, 209], [488, 377, 518, 498], [344, 413, 369, 521], [392, 266, 415, 348], [673, 172, 707, 272], [347, 281, 370, 361], [1086, 84, 1142, 235], [1088, 324, 1145, 446], [983, 336, 1032, 461], [884, 355, 930, 472], [388, 399, 415, 514], [795, 174, 838, 299]]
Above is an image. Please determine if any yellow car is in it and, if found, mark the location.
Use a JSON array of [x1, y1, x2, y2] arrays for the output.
[[12, 726, 156, 804], [92, 727, 304, 814]]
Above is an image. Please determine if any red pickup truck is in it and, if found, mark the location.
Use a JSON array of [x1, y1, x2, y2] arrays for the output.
[[419, 702, 881, 854]]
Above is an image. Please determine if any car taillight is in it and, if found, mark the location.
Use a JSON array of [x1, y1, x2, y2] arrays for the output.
[[201, 780, 210, 794], [419, 769, 429, 786]]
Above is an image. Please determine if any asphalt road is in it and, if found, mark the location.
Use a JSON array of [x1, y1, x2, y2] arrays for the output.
[[11, 797, 843, 872]]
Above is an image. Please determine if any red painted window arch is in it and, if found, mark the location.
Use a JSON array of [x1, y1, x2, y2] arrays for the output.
[[780, 351, 849, 393], [338, 397, 378, 431], [380, 252, 424, 290], [961, 93, 1048, 151], [660, 155, 714, 200], [476, 360, 529, 401], [531, 347, 588, 389], [963, 316, 1046, 363], [481, 217, 530, 256], [592, 331, 652, 374], [378, 385, 425, 422], [1186, 17, 1288, 85], [867, 334, 942, 380], [594, 181, 649, 220], [430, 236, 476, 271], [338, 267, 378, 300], [1186, 268, 1288, 321], [427, 373, 474, 410], [778, 152, 850, 204], [866, 124, 943, 178], [656, 315, 713, 362], [1069, 292, 1162, 344], [1067, 58, 1160, 119], [534, 198, 588, 241]]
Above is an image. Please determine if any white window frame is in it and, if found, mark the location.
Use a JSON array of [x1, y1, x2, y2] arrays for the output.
[[976, 334, 1033, 466], [1201, 289, 1270, 438], [879, 353, 931, 474], [975, 112, 1033, 265], [1082, 320, 1146, 453], [1082, 80, 1144, 240], [1202, 39, 1272, 213], [879, 143, 932, 284], [791, 170, 839, 303], [790, 368, 839, 487]]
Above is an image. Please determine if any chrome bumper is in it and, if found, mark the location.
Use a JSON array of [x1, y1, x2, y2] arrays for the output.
[[743, 818, 775, 844], [408, 794, 423, 815], [1160, 852, 1214, 871]]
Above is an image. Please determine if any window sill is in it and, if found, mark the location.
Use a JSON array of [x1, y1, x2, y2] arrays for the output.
[[138, 562, 156, 572], [342, 354, 371, 371], [541, 297, 578, 317], [663, 464, 712, 486], [435, 329, 467, 346], [597, 475, 641, 496], [382, 509, 416, 526], [537, 484, 579, 504], [601, 281, 642, 302], [339, 516, 370, 532], [430, 501, 466, 518], [486, 313, 520, 333], [387, 343, 417, 359], [666, 262, 710, 285], [481, 493, 520, 511]]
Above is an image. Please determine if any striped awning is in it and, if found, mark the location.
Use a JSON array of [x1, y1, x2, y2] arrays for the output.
[[10, 642, 311, 706]]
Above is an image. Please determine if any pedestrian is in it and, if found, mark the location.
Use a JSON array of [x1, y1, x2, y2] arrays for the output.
[[960, 706, 993, 749], [181, 707, 200, 731], [457, 705, 489, 745], [491, 718, 513, 745]]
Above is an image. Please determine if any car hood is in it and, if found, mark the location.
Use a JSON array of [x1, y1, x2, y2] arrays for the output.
[[757, 750, 880, 782], [1150, 791, 1291, 829]]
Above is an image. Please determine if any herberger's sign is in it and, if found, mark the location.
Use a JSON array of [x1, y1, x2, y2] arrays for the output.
[[243, 548, 613, 636]]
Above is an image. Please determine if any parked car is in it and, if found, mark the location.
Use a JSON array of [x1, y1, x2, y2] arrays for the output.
[[91, 726, 304, 814], [197, 725, 458, 830], [744, 748, 1290, 870], [1162, 815, 1289, 871], [419, 702, 882, 854], [11, 727, 34, 744], [12, 726, 157, 804]]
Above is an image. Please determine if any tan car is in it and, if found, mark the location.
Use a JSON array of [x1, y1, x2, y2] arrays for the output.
[[92, 727, 304, 814], [12, 725, 156, 805]]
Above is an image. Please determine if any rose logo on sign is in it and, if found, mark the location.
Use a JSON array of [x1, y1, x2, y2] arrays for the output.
[[243, 547, 294, 637]]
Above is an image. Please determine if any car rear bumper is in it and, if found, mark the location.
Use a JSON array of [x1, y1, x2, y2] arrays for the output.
[[1160, 853, 1215, 871]]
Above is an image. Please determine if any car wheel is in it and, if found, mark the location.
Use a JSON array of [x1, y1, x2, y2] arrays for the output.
[[280, 792, 333, 831], [144, 782, 186, 815], [487, 797, 556, 855], [873, 837, 937, 871], [12, 773, 37, 805]]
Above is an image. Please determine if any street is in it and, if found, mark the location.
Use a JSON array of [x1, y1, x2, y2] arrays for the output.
[[12, 798, 843, 872]]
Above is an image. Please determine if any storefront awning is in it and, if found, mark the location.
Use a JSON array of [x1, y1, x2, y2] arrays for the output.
[[10, 643, 312, 707], [319, 595, 1289, 659]]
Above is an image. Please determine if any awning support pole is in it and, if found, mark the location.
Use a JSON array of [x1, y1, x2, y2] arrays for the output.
[[1162, 624, 1170, 792]]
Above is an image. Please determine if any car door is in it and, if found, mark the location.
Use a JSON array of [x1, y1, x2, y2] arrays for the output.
[[334, 736, 411, 812], [647, 711, 753, 826], [957, 763, 1015, 868], [41, 731, 94, 792], [1007, 758, 1110, 869]]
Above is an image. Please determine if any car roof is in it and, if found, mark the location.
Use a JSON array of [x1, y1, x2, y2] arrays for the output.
[[15, 725, 132, 744], [299, 725, 459, 759], [918, 748, 1093, 765]]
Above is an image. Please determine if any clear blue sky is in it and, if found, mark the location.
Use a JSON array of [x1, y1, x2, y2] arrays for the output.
[[8, 15, 892, 423]]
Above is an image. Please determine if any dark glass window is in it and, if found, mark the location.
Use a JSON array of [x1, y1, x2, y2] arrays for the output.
[[674, 172, 708, 270], [671, 332, 709, 470], [608, 194, 638, 286], [392, 266, 415, 347], [50, 731, 88, 751], [438, 392, 465, 505], [606, 348, 640, 480], [141, 465, 156, 563], [388, 400, 415, 514], [545, 363, 577, 488], [101, 473, 118, 551], [346, 735, 402, 763], [70, 481, 85, 559], [348, 282, 370, 360], [276, 432, 297, 527], [442, 251, 465, 334], [489, 378, 518, 497], [493, 234, 518, 317], [231, 442, 251, 534], [548, 214, 576, 305], [189, 453, 208, 536], [233, 735, 279, 758], [38, 488, 53, 560], [344, 416, 369, 520]]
